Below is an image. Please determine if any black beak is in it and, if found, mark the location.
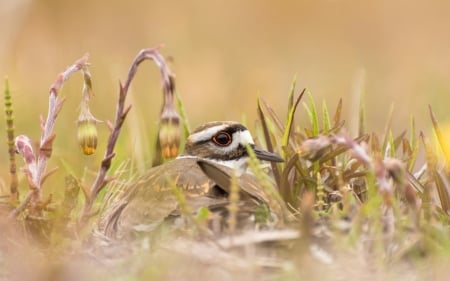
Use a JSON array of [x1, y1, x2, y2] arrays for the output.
[[252, 146, 284, 162]]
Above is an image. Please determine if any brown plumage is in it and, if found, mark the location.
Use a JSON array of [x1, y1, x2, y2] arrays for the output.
[[97, 121, 284, 239]]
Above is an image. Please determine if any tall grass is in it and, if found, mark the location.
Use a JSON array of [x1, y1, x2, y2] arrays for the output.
[[0, 48, 449, 281]]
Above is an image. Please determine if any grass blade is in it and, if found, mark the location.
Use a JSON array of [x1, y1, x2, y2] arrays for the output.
[[176, 92, 191, 139], [282, 88, 305, 154], [358, 92, 366, 137], [322, 100, 331, 132], [333, 98, 343, 127], [407, 116, 419, 172], [279, 153, 300, 205], [381, 103, 395, 155], [420, 131, 436, 221], [257, 98, 282, 187], [287, 75, 297, 114], [433, 170, 450, 214], [259, 97, 284, 135], [307, 91, 319, 136], [429, 105, 450, 173]]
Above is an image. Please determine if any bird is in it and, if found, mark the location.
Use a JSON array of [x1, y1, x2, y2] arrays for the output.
[[98, 121, 285, 239]]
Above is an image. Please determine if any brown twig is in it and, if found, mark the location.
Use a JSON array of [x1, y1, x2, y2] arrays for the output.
[[79, 47, 177, 224], [8, 190, 34, 219], [11, 54, 90, 217], [37, 54, 90, 186]]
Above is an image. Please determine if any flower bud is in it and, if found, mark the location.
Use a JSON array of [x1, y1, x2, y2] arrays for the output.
[[77, 119, 98, 155], [158, 113, 181, 160]]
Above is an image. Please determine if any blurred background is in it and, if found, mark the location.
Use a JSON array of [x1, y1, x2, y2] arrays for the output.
[[1, 0, 450, 192]]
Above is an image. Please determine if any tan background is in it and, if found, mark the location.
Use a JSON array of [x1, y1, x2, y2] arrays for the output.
[[1, 0, 450, 190]]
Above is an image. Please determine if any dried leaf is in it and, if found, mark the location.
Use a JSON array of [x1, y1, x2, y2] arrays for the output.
[[433, 170, 450, 214], [333, 98, 343, 127], [257, 98, 282, 187], [279, 153, 299, 204]]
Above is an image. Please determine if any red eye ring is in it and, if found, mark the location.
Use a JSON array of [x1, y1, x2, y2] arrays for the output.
[[212, 131, 232, 146]]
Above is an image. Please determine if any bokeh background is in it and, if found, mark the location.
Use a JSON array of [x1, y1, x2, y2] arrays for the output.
[[1, 0, 450, 193]]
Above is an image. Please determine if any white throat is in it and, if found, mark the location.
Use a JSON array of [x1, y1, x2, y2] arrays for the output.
[[176, 155, 249, 176], [212, 157, 249, 176]]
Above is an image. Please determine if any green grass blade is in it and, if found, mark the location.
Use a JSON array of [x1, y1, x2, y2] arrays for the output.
[[388, 130, 395, 158], [287, 75, 297, 114], [175, 92, 191, 138], [358, 92, 366, 137], [420, 131, 436, 221], [282, 88, 305, 153], [429, 105, 450, 173], [303, 103, 313, 126], [407, 116, 419, 172], [381, 103, 395, 155], [322, 100, 331, 132], [410, 115, 417, 150], [307, 91, 319, 136]]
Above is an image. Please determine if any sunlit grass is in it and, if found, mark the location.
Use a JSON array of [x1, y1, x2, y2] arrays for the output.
[[1, 49, 450, 281]]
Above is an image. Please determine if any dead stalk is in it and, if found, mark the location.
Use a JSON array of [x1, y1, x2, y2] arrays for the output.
[[79, 47, 176, 224]]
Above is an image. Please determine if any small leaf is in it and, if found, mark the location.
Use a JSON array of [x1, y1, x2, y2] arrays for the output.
[[381, 104, 395, 155], [371, 132, 381, 154], [40, 133, 57, 158], [322, 100, 331, 132], [390, 130, 407, 158], [196, 207, 212, 222], [286, 75, 297, 113], [407, 116, 419, 172], [279, 153, 299, 204], [259, 97, 284, 134], [307, 91, 319, 136], [257, 98, 282, 186], [388, 130, 395, 158], [40, 167, 59, 185], [79, 182, 91, 202], [429, 105, 450, 172], [176, 92, 191, 138], [282, 88, 305, 154], [358, 92, 366, 137], [433, 170, 450, 214], [333, 98, 343, 127]]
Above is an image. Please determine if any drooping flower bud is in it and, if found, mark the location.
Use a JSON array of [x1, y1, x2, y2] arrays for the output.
[[77, 118, 98, 155], [76, 66, 100, 155], [158, 106, 181, 160]]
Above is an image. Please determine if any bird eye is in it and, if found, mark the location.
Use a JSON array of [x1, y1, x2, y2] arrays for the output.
[[212, 131, 232, 146]]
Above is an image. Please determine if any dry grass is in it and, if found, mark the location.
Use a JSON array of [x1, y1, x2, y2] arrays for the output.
[[1, 48, 450, 281]]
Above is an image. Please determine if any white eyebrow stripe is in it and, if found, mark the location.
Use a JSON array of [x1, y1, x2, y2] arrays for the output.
[[188, 124, 229, 143], [237, 130, 254, 145]]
